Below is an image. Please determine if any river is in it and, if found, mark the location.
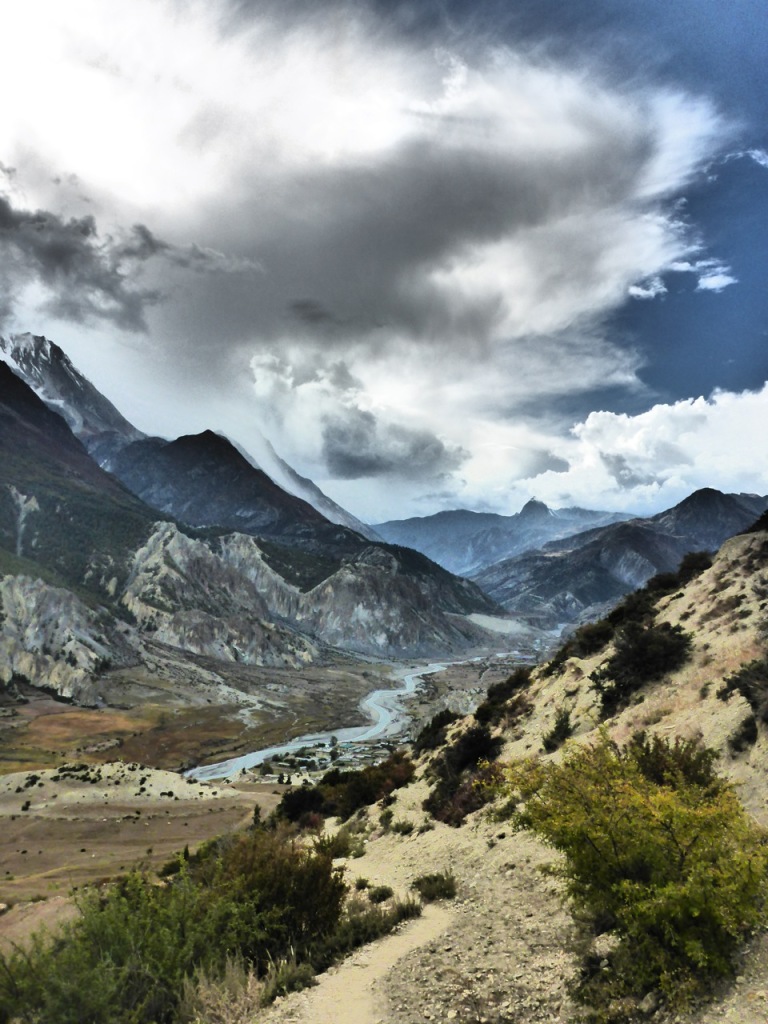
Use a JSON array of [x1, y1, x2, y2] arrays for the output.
[[185, 661, 450, 782]]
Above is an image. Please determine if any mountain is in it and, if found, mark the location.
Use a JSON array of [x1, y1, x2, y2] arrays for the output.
[[473, 488, 768, 628], [383, 521, 768, 1023], [237, 434, 382, 542], [0, 332, 376, 539], [0, 360, 161, 589], [0, 332, 145, 464], [107, 430, 343, 553], [374, 499, 633, 576], [0, 362, 499, 702]]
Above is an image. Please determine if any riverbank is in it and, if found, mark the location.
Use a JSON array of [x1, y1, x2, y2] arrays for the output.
[[186, 651, 530, 782]]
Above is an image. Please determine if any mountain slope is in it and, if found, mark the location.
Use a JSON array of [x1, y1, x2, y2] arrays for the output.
[[473, 488, 768, 628], [374, 499, 633, 576], [0, 332, 145, 461], [237, 434, 382, 542], [108, 430, 336, 546], [0, 365, 501, 701], [346, 521, 768, 1024], [0, 331, 377, 538], [0, 360, 161, 596]]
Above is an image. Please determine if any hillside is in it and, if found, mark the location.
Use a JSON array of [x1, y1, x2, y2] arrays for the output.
[[3, 521, 768, 1024], [259, 520, 768, 1024]]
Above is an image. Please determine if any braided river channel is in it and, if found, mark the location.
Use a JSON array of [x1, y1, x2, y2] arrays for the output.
[[185, 662, 449, 782]]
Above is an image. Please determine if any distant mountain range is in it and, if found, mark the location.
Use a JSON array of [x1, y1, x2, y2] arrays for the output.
[[2, 331, 766, 704], [0, 339, 500, 702], [472, 488, 768, 628], [374, 500, 633, 576]]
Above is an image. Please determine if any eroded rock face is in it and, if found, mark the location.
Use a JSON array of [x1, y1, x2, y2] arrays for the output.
[[121, 524, 316, 669], [0, 576, 132, 702], [124, 524, 486, 661]]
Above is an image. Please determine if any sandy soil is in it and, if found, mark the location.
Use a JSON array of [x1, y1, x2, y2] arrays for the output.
[[261, 774, 575, 1024], [0, 762, 284, 948]]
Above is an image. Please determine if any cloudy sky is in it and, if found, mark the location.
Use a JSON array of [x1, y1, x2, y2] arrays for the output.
[[0, 0, 766, 522]]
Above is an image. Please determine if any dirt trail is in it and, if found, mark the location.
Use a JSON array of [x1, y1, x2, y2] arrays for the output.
[[263, 906, 453, 1024], [261, 803, 576, 1024]]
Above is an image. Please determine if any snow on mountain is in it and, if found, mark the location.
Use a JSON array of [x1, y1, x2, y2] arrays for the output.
[[0, 332, 377, 539]]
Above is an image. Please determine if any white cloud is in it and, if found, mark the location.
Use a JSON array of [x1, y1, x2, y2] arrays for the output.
[[747, 148, 768, 169], [0, 1, 747, 522], [506, 386, 768, 515], [696, 271, 738, 292], [668, 258, 738, 293], [629, 276, 667, 300]]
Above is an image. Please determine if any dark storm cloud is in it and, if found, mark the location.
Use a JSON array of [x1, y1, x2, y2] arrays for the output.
[[322, 407, 467, 480], [0, 195, 161, 330], [601, 440, 693, 491], [600, 453, 658, 490], [0, 193, 258, 332], [522, 450, 570, 476], [165, 119, 658, 355], [290, 298, 342, 327]]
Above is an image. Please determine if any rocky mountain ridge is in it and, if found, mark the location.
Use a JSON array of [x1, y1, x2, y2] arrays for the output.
[[374, 499, 634, 576], [0, 332, 377, 539], [473, 487, 768, 629]]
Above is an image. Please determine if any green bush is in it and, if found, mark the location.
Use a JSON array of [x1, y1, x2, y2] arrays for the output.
[[391, 819, 414, 835], [542, 620, 616, 677], [275, 752, 415, 824], [313, 828, 353, 858], [423, 725, 503, 826], [308, 896, 421, 974], [717, 657, 768, 722], [411, 870, 457, 902], [591, 621, 692, 717], [501, 733, 768, 1013], [412, 709, 460, 755], [474, 667, 532, 725], [368, 885, 394, 904], [0, 831, 347, 1024], [542, 708, 573, 753]]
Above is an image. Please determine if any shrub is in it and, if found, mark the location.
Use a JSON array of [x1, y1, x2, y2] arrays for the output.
[[542, 708, 573, 753], [474, 667, 532, 725], [260, 957, 316, 1003], [391, 819, 414, 835], [500, 733, 768, 1013], [411, 870, 457, 902], [423, 725, 503, 825], [717, 657, 768, 722], [728, 713, 759, 753], [412, 709, 460, 754], [275, 752, 415, 824], [368, 885, 394, 904], [591, 621, 692, 717], [543, 620, 616, 677], [313, 828, 353, 858], [625, 731, 721, 791], [178, 956, 264, 1024], [308, 896, 421, 974], [0, 831, 347, 1024]]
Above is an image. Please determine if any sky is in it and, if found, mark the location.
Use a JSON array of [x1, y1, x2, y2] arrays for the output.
[[0, 0, 766, 523]]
